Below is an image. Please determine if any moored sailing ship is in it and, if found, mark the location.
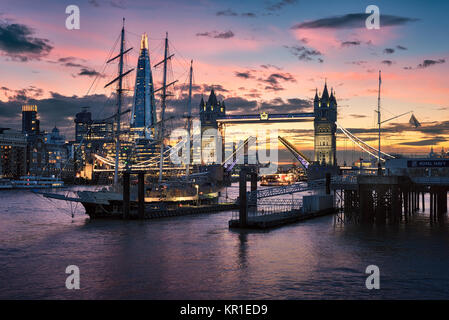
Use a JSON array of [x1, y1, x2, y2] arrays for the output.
[[42, 19, 224, 219]]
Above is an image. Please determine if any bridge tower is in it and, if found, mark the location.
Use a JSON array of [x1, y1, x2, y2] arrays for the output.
[[313, 82, 337, 166], [199, 88, 226, 164]]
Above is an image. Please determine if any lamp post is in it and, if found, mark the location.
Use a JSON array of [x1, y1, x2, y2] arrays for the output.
[[195, 184, 199, 206]]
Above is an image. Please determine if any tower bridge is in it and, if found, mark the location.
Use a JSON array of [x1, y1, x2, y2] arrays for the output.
[[200, 82, 338, 168], [216, 112, 314, 124]]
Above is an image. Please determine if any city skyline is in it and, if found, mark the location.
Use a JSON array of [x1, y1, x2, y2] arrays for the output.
[[0, 0, 448, 154]]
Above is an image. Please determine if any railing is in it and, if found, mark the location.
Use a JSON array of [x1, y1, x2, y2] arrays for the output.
[[231, 199, 303, 220], [250, 179, 326, 200], [411, 177, 449, 185], [330, 175, 358, 185]]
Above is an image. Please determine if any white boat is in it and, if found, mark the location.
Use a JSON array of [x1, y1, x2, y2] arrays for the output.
[[12, 176, 64, 189], [0, 179, 13, 189]]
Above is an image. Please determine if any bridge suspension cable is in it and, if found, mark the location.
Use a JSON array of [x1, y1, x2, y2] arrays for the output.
[[337, 123, 395, 162], [338, 124, 395, 159]]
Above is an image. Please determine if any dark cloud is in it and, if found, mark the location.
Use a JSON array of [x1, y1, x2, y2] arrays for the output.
[[260, 97, 312, 114], [78, 68, 103, 77], [88, 0, 100, 7], [0, 91, 117, 139], [399, 137, 446, 146], [174, 83, 229, 97], [49, 56, 103, 78], [284, 45, 322, 62], [292, 13, 418, 29], [222, 97, 258, 114], [265, 73, 296, 83], [259, 72, 296, 91], [384, 48, 395, 54], [348, 60, 367, 66], [201, 84, 229, 93], [417, 59, 445, 69], [396, 45, 407, 50], [346, 120, 449, 138], [1, 86, 44, 102], [216, 9, 256, 18], [0, 22, 52, 61], [219, 96, 311, 116], [196, 30, 234, 39], [235, 71, 253, 79], [381, 60, 394, 66], [216, 9, 238, 16], [266, 0, 297, 12], [56, 56, 90, 69], [260, 64, 282, 70], [341, 41, 361, 47], [349, 114, 368, 119]]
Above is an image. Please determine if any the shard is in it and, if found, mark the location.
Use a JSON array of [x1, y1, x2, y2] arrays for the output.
[[131, 33, 157, 139]]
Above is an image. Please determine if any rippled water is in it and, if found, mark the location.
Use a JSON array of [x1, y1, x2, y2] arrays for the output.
[[1, 185, 449, 299]]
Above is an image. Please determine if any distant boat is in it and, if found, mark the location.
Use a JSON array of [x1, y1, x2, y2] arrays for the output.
[[11, 176, 64, 189], [260, 173, 296, 186]]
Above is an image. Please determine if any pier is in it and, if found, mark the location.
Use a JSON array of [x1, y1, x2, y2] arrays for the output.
[[229, 170, 337, 229], [332, 174, 449, 224]]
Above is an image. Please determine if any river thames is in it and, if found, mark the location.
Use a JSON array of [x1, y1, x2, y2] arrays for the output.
[[1, 185, 449, 299]]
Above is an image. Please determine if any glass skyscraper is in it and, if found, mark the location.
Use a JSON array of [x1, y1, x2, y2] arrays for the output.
[[131, 33, 157, 139]]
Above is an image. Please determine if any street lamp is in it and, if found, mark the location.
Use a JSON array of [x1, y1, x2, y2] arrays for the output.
[[195, 184, 199, 206]]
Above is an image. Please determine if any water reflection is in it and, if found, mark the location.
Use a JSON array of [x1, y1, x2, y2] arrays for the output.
[[1, 186, 449, 299]]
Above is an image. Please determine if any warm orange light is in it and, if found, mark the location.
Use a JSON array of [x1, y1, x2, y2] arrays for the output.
[[140, 33, 149, 50], [22, 105, 37, 112]]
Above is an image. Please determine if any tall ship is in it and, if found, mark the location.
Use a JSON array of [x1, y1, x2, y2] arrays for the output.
[[42, 19, 224, 218]]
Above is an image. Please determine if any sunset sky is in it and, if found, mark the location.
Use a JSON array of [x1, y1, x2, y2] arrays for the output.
[[0, 0, 448, 163]]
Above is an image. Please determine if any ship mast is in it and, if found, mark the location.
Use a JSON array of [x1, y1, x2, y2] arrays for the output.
[[186, 60, 193, 177], [104, 18, 133, 186], [154, 33, 176, 183]]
